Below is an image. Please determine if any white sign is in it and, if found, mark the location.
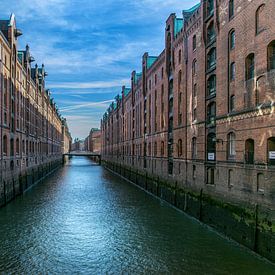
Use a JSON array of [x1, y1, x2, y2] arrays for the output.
[[269, 151, 275, 159], [208, 153, 215, 160]]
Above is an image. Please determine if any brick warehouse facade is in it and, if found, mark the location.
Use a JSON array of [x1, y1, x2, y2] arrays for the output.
[[101, 0, 275, 261], [0, 14, 71, 207]]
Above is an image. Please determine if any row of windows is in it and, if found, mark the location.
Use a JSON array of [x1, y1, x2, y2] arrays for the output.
[[2, 136, 61, 156]]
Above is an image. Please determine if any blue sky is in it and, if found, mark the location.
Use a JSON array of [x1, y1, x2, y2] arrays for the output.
[[0, 0, 198, 139]]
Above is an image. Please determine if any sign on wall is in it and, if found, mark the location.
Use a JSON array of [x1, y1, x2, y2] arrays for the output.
[[208, 153, 215, 161], [269, 151, 275, 159]]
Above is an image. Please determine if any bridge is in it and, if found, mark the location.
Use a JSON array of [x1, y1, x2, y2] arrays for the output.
[[63, 151, 101, 164]]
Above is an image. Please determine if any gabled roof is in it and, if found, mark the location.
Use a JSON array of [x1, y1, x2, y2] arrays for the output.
[[124, 88, 131, 97]]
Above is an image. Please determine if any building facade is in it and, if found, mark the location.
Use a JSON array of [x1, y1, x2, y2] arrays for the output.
[[101, 0, 275, 261], [84, 128, 101, 153], [0, 14, 70, 207]]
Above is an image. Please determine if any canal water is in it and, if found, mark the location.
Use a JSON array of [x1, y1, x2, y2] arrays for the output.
[[0, 157, 274, 274]]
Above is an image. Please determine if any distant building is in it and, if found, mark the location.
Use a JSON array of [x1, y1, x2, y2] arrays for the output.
[[71, 138, 85, 151], [84, 128, 101, 153]]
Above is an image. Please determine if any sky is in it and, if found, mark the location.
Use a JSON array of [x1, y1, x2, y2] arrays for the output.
[[0, 0, 198, 139]]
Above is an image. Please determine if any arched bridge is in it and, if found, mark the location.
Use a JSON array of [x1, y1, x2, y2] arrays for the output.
[[63, 151, 101, 164]]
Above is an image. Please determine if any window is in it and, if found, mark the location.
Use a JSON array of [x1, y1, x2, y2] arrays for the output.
[[207, 167, 215, 185], [229, 95, 235, 112], [227, 132, 236, 158], [192, 59, 197, 76], [169, 80, 173, 96], [178, 70, 182, 87], [230, 30, 235, 50], [192, 165, 196, 179], [207, 75, 216, 95], [207, 48, 216, 70], [245, 53, 255, 80], [193, 108, 197, 121], [10, 138, 14, 157], [207, 0, 214, 16], [267, 41, 275, 71], [257, 173, 264, 193], [154, 142, 158, 156], [192, 137, 197, 159], [193, 83, 198, 97], [161, 141, 165, 156], [230, 62, 236, 81], [245, 139, 254, 164], [267, 137, 275, 165], [178, 139, 183, 157], [207, 21, 215, 44], [229, 0, 234, 19], [155, 74, 157, 85], [193, 35, 197, 50], [16, 138, 19, 154], [228, 169, 233, 188], [207, 102, 216, 125], [256, 4, 265, 34], [3, 135, 7, 155], [178, 49, 182, 64], [207, 133, 216, 161], [161, 67, 164, 79]]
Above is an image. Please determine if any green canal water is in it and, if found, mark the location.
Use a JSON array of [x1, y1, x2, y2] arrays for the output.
[[0, 157, 274, 274]]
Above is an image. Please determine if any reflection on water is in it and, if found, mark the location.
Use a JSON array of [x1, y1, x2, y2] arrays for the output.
[[0, 157, 273, 274]]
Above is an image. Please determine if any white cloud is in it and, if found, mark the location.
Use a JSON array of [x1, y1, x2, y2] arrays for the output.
[[48, 79, 130, 89]]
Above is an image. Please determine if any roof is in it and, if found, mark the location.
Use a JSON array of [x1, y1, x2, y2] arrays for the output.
[[147, 56, 158, 69], [134, 72, 142, 84], [124, 88, 131, 97], [182, 3, 201, 21], [174, 18, 183, 37]]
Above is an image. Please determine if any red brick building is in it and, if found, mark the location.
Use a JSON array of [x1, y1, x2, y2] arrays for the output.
[[84, 128, 101, 153], [0, 14, 71, 206], [102, 0, 275, 200], [101, 0, 275, 261]]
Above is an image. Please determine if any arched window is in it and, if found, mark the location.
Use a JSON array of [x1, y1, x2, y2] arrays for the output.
[[3, 135, 7, 155], [16, 138, 19, 154], [229, 29, 235, 50], [207, 48, 216, 70], [207, 102, 216, 125], [178, 139, 182, 157], [267, 41, 275, 71], [227, 132, 236, 159], [193, 83, 197, 97], [193, 35, 197, 50], [229, 0, 234, 19], [207, 133, 216, 161], [245, 53, 255, 80], [230, 62, 236, 81], [193, 108, 197, 121], [245, 139, 254, 164], [229, 95, 235, 112], [256, 4, 265, 34], [192, 59, 197, 76], [207, 21, 216, 44], [22, 140, 25, 154], [10, 138, 14, 157], [267, 137, 275, 165], [207, 75, 216, 95], [192, 137, 197, 159]]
